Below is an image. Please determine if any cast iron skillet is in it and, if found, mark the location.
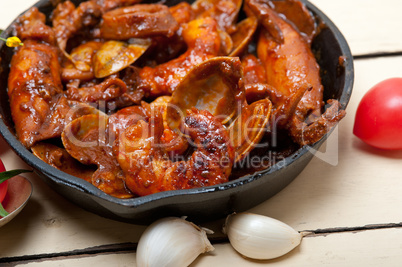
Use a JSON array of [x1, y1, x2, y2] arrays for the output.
[[0, 0, 353, 224]]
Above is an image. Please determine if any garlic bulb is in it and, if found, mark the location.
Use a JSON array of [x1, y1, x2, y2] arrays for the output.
[[223, 213, 303, 260], [136, 217, 214, 267]]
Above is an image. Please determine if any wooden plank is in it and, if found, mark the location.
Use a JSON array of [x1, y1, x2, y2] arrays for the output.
[[195, 227, 402, 266], [1, 55, 402, 259], [11, 228, 402, 266], [1, 0, 402, 262], [0, 142, 147, 256], [308, 0, 402, 56], [2, 0, 402, 56]]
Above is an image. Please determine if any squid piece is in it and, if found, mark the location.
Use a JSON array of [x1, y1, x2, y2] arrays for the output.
[[115, 108, 234, 196], [241, 54, 267, 85], [66, 77, 127, 102], [108, 99, 189, 157], [241, 54, 306, 118], [240, 54, 289, 108], [52, 0, 102, 51], [268, 0, 317, 44], [100, 4, 179, 40], [192, 0, 242, 33], [149, 97, 189, 157], [8, 8, 69, 148], [52, 0, 142, 51], [14, 7, 56, 45], [169, 2, 195, 25], [247, 0, 345, 145], [62, 40, 148, 104], [62, 114, 135, 198], [93, 0, 143, 12], [108, 104, 151, 138], [137, 2, 194, 66], [138, 17, 222, 97], [31, 142, 94, 182], [9, 8, 108, 148]]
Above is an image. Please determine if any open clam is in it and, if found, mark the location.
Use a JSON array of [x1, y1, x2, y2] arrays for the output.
[[31, 142, 94, 182], [228, 98, 272, 162], [166, 56, 245, 131], [218, 29, 234, 56], [62, 39, 151, 81], [166, 56, 272, 162], [229, 16, 258, 57], [61, 114, 134, 198], [62, 114, 110, 166], [93, 39, 151, 78], [62, 41, 102, 76]]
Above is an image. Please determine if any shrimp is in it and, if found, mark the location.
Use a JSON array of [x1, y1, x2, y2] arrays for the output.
[[115, 108, 234, 196], [246, 0, 345, 145], [99, 4, 179, 40]]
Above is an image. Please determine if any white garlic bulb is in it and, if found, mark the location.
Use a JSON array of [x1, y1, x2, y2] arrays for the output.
[[223, 213, 303, 260], [136, 217, 215, 267]]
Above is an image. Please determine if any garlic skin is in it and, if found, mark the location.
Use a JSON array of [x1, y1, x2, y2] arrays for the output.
[[136, 217, 214, 267], [223, 213, 302, 260]]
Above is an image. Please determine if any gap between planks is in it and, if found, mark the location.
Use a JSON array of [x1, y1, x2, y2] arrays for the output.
[[2, 222, 402, 265], [353, 51, 402, 60], [1, 46, 401, 266], [2, 53, 402, 265]]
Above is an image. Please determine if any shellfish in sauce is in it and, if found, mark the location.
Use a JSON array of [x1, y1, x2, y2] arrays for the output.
[[7, 0, 346, 198]]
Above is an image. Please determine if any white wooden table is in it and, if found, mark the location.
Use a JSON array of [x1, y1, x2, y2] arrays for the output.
[[1, 0, 402, 266]]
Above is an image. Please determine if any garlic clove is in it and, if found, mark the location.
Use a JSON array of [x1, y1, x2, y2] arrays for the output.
[[223, 212, 302, 260], [136, 217, 214, 267]]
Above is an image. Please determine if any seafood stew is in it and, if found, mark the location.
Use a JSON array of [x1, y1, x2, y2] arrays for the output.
[[0, 0, 353, 223]]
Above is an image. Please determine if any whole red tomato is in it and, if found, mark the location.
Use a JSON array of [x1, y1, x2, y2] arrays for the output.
[[0, 159, 7, 203], [353, 78, 402, 150]]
